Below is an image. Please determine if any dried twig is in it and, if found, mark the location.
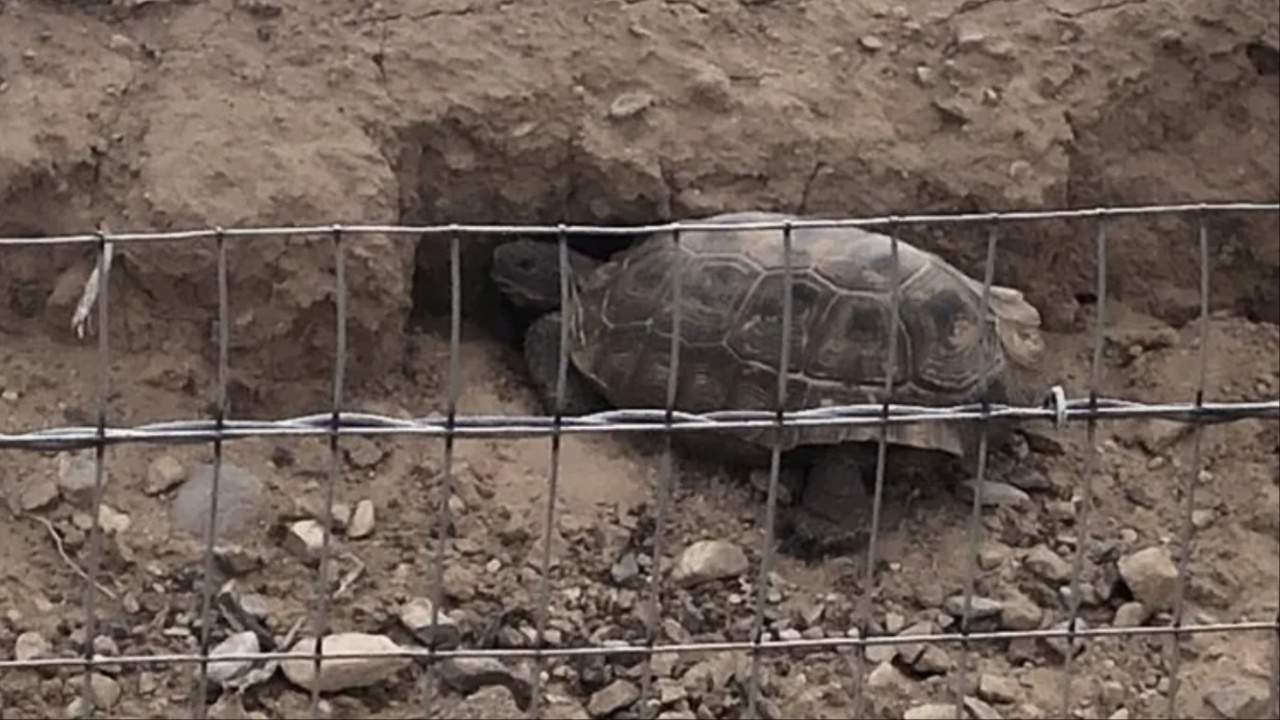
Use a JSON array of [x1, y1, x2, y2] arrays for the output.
[[25, 513, 118, 600], [333, 552, 366, 599]]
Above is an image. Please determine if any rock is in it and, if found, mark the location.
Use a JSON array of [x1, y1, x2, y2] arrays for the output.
[[170, 463, 266, 543], [944, 594, 1004, 621], [896, 621, 936, 665], [1136, 419, 1192, 454], [206, 631, 260, 687], [1117, 546, 1179, 610], [1191, 508, 1216, 529], [865, 660, 914, 695], [284, 519, 328, 564], [213, 544, 265, 576], [342, 438, 386, 469], [348, 499, 376, 539], [670, 540, 748, 588], [87, 673, 121, 710], [607, 92, 655, 120], [1043, 618, 1088, 659], [1023, 544, 1073, 583], [326, 502, 353, 532], [681, 654, 742, 695], [904, 703, 961, 719], [859, 35, 885, 51], [17, 477, 59, 512], [960, 479, 1032, 509], [587, 678, 640, 717], [14, 631, 51, 662], [97, 505, 132, 535], [456, 686, 526, 719], [398, 597, 461, 650], [235, 593, 271, 621], [279, 633, 410, 693], [611, 552, 640, 585], [964, 695, 1005, 720], [999, 591, 1043, 631], [1112, 601, 1148, 627], [56, 451, 108, 507], [543, 698, 592, 720], [1203, 679, 1272, 719], [913, 645, 952, 675], [884, 612, 907, 634], [439, 657, 534, 709], [145, 455, 187, 495], [978, 673, 1021, 704], [205, 693, 250, 720], [862, 639, 895, 664], [654, 677, 687, 706], [107, 33, 141, 59], [978, 541, 1013, 570]]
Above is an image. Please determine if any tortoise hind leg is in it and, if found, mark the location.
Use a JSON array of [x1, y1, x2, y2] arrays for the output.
[[523, 312, 611, 416], [777, 445, 875, 562]]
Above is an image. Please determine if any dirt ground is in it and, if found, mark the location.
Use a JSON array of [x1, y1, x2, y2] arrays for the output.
[[1, 0, 1278, 717]]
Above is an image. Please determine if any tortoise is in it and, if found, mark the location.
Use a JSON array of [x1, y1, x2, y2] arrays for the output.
[[489, 211, 1048, 558]]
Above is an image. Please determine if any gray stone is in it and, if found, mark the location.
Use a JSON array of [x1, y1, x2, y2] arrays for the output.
[[440, 657, 535, 708], [904, 703, 962, 719], [587, 679, 640, 717], [1024, 544, 1072, 583], [398, 597, 461, 650], [279, 633, 410, 693], [1112, 601, 1148, 628], [670, 540, 748, 588], [999, 590, 1043, 631], [1117, 546, 1179, 611], [170, 463, 266, 543], [145, 454, 187, 495], [1203, 679, 1272, 719], [978, 673, 1021, 704]]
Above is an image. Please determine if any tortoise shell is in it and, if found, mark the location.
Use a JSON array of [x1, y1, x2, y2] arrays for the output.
[[566, 211, 1046, 458]]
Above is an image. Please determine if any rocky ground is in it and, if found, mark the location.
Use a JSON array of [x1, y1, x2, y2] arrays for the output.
[[1, 0, 1278, 717]]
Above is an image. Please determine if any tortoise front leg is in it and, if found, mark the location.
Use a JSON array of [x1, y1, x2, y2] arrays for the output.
[[777, 444, 876, 561], [523, 311, 611, 417]]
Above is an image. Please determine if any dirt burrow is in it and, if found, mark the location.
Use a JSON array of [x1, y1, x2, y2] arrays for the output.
[[0, 0, 1278, 718]]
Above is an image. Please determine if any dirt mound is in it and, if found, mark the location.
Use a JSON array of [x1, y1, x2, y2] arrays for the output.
[[0, 0, 1277, 717]]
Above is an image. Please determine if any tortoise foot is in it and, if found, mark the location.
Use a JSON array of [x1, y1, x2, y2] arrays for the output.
[[775, 447, 874, 562], [777, 507, 871, 562]]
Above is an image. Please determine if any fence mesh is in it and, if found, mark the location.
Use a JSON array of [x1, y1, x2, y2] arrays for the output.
[[1, 202, 1278, 720]]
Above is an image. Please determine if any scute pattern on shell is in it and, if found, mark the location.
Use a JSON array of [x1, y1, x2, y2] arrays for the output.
[[567, 211, 1045, 456]]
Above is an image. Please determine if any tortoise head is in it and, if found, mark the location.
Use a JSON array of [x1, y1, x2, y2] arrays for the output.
[[490, 238, 600, 314], [988, 285, 1049, 407]]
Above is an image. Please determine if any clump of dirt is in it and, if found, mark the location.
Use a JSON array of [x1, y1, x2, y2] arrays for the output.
[[0, 0, 1277, 717]]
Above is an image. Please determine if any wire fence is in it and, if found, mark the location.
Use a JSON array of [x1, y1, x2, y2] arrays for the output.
[[1, 201, 1278, 720]]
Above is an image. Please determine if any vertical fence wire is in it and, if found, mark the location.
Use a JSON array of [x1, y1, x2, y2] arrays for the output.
[[424, 230, 464, 717], [305, 228, 348, 718], [78, 231, 113, 719], [1061, 216, 1110, 714], [1163, 213, 1212, 718], [529, 226, 574, 718], [848, 218, 902, 718], [191, 229, 231, 719], [747, 220, 795, 720], [949, 220, 1003, 716], [639, 224, 683, 719], [1272, 615, 1280, 720]]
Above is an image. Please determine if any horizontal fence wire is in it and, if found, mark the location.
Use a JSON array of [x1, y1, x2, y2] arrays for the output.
[[1, 201, 1278, 720]]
